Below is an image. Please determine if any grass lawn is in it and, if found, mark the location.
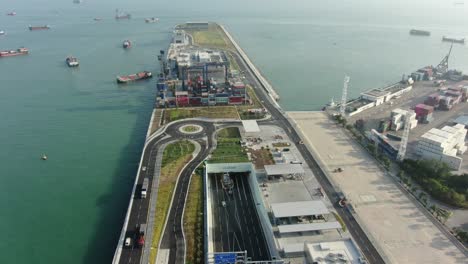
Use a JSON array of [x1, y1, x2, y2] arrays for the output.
[[183, 165, 204, 264], [188, 24, 233, 50], [237, 86, 266, 120], [210, 127, 249, 163], [164, 106, 239, 123], [150, 141, 195, 264]]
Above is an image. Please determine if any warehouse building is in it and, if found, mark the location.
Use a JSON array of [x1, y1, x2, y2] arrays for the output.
[[416, 124, 468, 170]]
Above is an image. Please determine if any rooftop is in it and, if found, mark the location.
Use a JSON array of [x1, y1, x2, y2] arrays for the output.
[[271, 200, 329, 218], [242, 120, 260, 133], [264, 164, 304, 175], [277, 222, 341, 234]]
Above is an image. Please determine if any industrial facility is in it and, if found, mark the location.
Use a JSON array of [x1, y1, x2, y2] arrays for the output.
[[155, 30, 251, 108]]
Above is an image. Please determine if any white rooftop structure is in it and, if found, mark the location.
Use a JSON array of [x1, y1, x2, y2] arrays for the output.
[[277, 222, 341, 234], [264, 164, 304, 175], [305, 239, 363, 264], [271, 200, 329, 218], [241, 120, 260, 133], [416, 124, 467, 170]]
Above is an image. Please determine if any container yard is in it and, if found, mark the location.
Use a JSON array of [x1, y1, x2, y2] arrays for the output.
[[155, 29, 251, 108]]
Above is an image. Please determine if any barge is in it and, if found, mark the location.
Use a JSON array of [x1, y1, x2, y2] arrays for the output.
[[29, 25, 50, 31], [409, 29, 430, 36], [442, 36, 465, 44], [116, 71, 152, 83], [0, 48, 28, 57]]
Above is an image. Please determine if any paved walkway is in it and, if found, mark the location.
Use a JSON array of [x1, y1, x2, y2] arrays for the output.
[[289, 111, 467, 264]]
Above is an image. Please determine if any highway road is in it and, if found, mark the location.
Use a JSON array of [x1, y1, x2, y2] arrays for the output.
[[229, 48, 386, 263], [210, 172, 270, 260], [118, 120, 215, 264]]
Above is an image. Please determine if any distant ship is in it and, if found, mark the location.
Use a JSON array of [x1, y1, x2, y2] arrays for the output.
[[123, 40, 131, 49], [73, 0, 82, 3], [0, 30, 5, 35], [115, 9, 131, 20], [6, 12, 16, 16], [116, 71, 152, 83], [145, 17, 159, 23], [0, 48, 28, 57], [29, 25, 50, 31], [94, 17, 102, 21], [442, 36, 465, 44], [66, 56, 79, 67], [409, 29, 430, 36]]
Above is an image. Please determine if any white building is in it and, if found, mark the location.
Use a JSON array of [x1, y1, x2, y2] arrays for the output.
[[390, 108, 417, 131], [416, 124, 468, 170]]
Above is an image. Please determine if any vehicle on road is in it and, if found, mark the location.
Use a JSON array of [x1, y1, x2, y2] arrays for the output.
[[222, 201, 226, 207], [137, 223, 146, 247], [141, 178, 149, 199], [124, 237, 132, 247], [141, 166, 146, 171]]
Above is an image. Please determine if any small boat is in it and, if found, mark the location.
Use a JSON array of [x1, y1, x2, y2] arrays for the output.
[[145, 17, 159, 23], [410, 29, 430, 36], [116, 71, 152, 83], [29, 25, 50, 31], [6, 12, 16, 16], [94, 17, 102, 21], [66, 56, 79, 67], [123, 40, 131, 49], [442, 36, 465, 44], [115, 9, 131, 20], [73, 0, 82, 3], [0, 48, 29, 57], [0, 30, 5, 35], [41, 154, 48, 160]]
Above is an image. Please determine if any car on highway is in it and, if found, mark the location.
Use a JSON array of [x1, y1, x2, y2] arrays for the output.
[[142, 166, 147, 171], [222, 201, 226, 207], [125, 237, 133, 247]]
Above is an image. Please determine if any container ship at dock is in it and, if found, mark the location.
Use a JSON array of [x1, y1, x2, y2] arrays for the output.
[[0, 48, 28, 57], [116, 71, 152, 83], [409, 29, 430, 36], [29, 25, 50, 31]]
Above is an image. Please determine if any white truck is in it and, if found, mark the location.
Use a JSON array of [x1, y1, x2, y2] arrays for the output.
[[141, 178, 149, 199]]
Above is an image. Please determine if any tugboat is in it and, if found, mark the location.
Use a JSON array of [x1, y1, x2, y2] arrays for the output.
[[221, 172, 234, 194], [116, 71, 152, 83], [123, 40, 131, 49], [29, 25, 50, 31], [442, 36, 465, 44], [145, 17, 159, 23], [6, 12, 16, 16], [66, 56, 79, 67], [0, 48, 29, 57], [115, 9, 131, 20]]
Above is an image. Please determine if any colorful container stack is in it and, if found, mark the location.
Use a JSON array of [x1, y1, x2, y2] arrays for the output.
[[414, 104, 434, 123], [425, 93, 440, 107]]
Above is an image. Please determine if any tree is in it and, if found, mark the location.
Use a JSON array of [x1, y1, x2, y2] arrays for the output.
[[429, 205, 437, 214]]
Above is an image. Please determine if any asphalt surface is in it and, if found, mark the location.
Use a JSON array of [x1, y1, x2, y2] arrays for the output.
[[209, 172, 270, 260], [229, 49, 386, 263], [159, 122, 215, 264], [118, 120, 215, 264]]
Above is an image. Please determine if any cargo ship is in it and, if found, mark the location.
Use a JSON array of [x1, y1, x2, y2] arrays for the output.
[[409, 29, 430, 36], [116, 71, 152, 83], [6, 12, 16, 16], [29, 25, 50, 31], [442, 36, 465, 44], [0, 48, 28, 57], [123, 40, 131, 49], [145, 17, 159, 23], [66, 56, 79, 67], [115, 9, 131, 20]]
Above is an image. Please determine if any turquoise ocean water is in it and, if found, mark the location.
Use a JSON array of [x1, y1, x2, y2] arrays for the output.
[[0, 0, 467, 263]]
